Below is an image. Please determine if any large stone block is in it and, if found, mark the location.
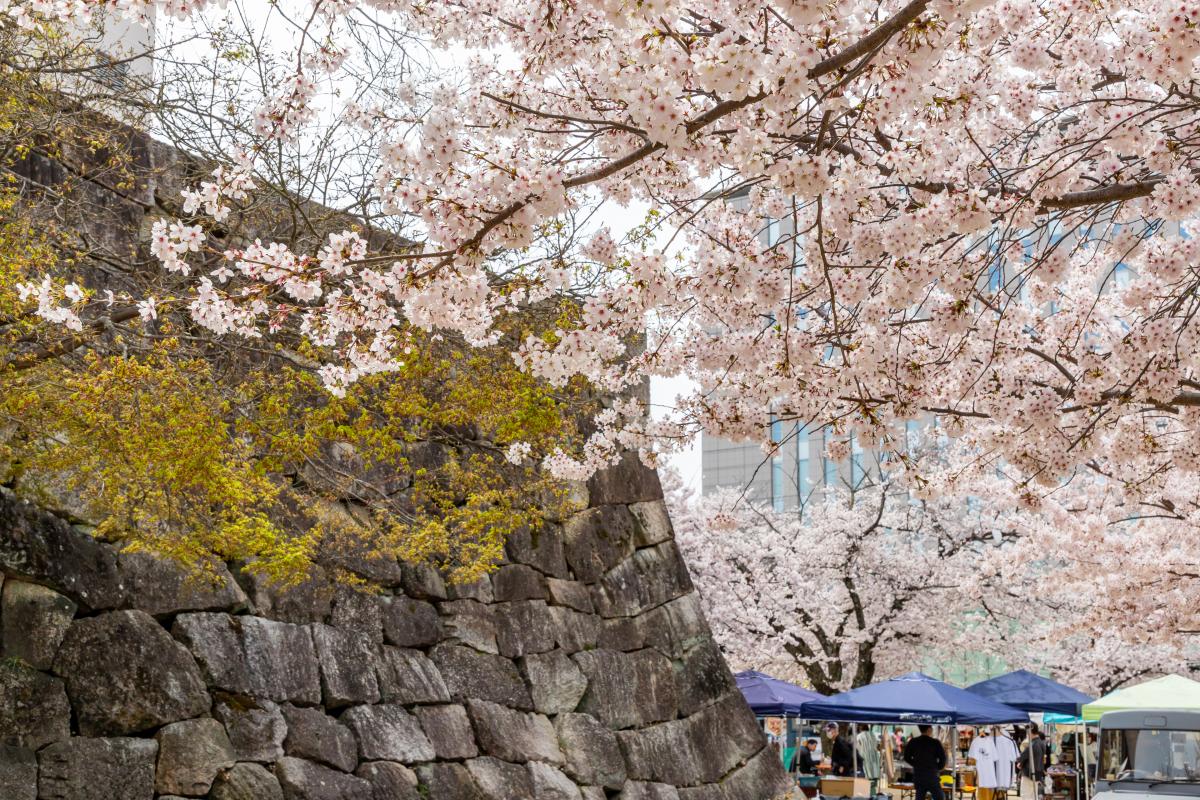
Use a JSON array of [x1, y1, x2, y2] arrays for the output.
[[629, 500, 674, 547], [416, 763, 486, 800], [241, 569, 334, 625], [638, 594, 711, 659], [376, 646, 450, 705], [675, 787, 726, 800], [209, 762, 284, 800], [718, 745, 791, 800], [548, 606, 600, 653], [504, 524, 569, 579], [118, 551, 246, 617], [281, 705, 358, 773], [173, 613, 321, 704], [522, 649, 587, 714], [381, 596, 441, 648], [0, 660, 69, 749], [674, 639, 737, 717], [439, 599, 498, 653], [446, 575, 495, 603], [355, 762, 420, 800], [0, 490, 124, 610], [491, 564, 546, 602], [1, 580, 76, 669], [620, 782, 682, 800], [573, 649, 678, 730], [555, 712, 626, 789], [53, 610, 210, 736], [214, 694, 287, 762], [311, 624, 380, 708], [529, 761, 582, 800], [494, 600, 558, 658], [399, 563, 447, 600], [275, 757, 373, 800], [562, 505, 637, 582], [466, 700, 563, 765], [597, 617, 646, 652], [545, 578, 593, 613], [465, 757, 533, 800], [341, 704, 435, 763], [154, 718, 237, 796], [37, 737, 157, 800], [415, 704, 478, 760], [585, 451, 663, 505], [329, 586, 385, 644], [590, 542, 693, 618], [0, 745, 36, 800], [615, 693, 765, 786], [430, 645, 532, 710]]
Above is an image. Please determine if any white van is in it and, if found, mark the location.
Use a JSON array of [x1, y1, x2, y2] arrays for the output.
[[1094, 710, 1200, 800]]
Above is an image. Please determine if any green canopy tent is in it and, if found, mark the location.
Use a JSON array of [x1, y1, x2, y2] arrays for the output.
[[1082, 675, 1200, 722]]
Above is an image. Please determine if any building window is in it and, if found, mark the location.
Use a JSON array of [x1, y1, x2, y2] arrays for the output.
[[850, 432, 864, 486], [771, 458, 784, 512], [797, 427, 811, 499], [822, 429, 837, 487]]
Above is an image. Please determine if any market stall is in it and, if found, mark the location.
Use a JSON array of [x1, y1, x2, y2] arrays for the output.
[[966, 671, 1095, 800], [736, 670, 825, 781], [1081, 674, 1200, 722], [801, 673, 1030, 800]]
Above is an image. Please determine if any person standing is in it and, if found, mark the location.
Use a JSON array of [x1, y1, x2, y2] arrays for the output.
[[905, 725, 949, 800], [798, 738, 821, 774], [828, 723, 858, 777], [1019, 725, 1048, 799]]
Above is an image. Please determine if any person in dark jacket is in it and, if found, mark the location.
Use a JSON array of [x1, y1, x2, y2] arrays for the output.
[[1019, 725, 1048, 798], [827, 723, 858, 777], [904, 725, 948, 800], [797, 739, 821, 774]]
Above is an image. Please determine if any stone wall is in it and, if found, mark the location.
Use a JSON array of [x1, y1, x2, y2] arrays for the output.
[[0, 455, 790, 800]]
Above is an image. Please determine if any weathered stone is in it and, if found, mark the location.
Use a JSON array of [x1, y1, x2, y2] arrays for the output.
[[119, 551, 246, 617], [154, 718, 236, 796], [0, 660, 69, 749], [1, 580, 76, 669], [416, 763, 486, 800], [281, 705, 358, 773], [638, 594, 711, 659], [615, 693, 765, 786], [591, 542, 693, 618], [53, 610, 209, 736], [504, 524, 569, 579], [579, 787, 608, 800], [465, 757, 533, 800], [354, 762, 420, 800], [37, 737, 157, 800], [494, 600, 558, 658], [173, 613, 321, 704], [329, 586, 385, 644], [275, 757, 373, 800], [597, 617, 646, 651], [548, 606, 600, 654], [381, 596, 441, 648], [562, 505, 637, 583], [529, 762, 582, 800], [376, 646, 450, 704], [214, 694, 287, 762], [430, 645, 532, 710], [718, 746, 791, 800], [241, 569, 333, 625], [545, 578, 593, 613], [522, 650, 587, 714], [439, 599, 498, 653], [0, 490, 124, 610], [491, 564, 546, 602], [573, 649, 678, 730], [317, 531, 403, 587], [674, 639, 736, 716], [620, 782, 682, 800], [555, 712, 626, 789], [586, 451, 663, 505], [341, 704, 435, 763], [446, 576, 495, 603], [629, 500, 674, 547], [311, 624, 380, 708], [676, 786, 727, 800], [399, 563, 447, 600], [0, 746, 36, 800], [414, 704, 477, 760], [466, 700, 563, 765], [209, 762, 284, 800]]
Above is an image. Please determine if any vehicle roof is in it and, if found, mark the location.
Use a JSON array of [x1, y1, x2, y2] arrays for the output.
[[1100, 710, 1200, 729]]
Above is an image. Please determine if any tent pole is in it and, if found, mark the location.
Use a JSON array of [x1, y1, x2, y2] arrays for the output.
[[1080, 722, 1088, 800], [952, 724, 958, 800]]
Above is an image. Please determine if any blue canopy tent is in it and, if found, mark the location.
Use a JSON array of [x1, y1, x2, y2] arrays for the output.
[[800, 672, 1031, 725], [965, 670, 1093, 716], [736, 670, 825, 717]]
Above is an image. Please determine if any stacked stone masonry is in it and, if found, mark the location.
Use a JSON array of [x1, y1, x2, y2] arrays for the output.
[[0, 454, 789, 799]]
